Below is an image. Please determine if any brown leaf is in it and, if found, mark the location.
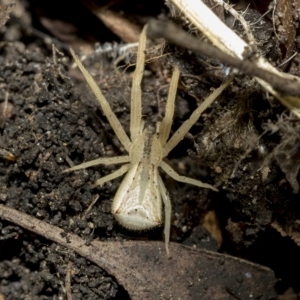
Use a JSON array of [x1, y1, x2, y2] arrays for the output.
[[271, 221, 300, 247], [274, 0, 296, 65], [274, 136, 300, 194], [83, 5, 141, 43], [0, 204, 277, 300]]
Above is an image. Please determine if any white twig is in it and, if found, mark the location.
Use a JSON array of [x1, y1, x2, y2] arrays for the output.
[[213, 0, 256, 49], [170, 0, 300, 117]]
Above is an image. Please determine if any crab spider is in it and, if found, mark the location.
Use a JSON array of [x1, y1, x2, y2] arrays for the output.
[[64, 25, 232, 257]]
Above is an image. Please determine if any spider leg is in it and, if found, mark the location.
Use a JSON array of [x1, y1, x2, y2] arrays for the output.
[[70, 49, 132, 151], [91, 163, 130, 188], [158, 175, 172, 258], [160, 161, 218, 192], [158, 66, 180, 147], [130, 25, 147, 141], [63, 155, 130, 173], [163, 76, 233, 157]]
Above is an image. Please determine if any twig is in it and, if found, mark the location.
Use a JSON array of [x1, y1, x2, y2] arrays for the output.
[[0, 92, 9, 128], [82, 194, 99, 220], [213, 0, 256, 49], [167, 0, 300, 116], [147, 20, 300, 98], [65, 261, 73, 300]]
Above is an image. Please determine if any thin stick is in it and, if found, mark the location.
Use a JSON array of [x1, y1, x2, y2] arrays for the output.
[[82, 194, 99, 220], [0, 92, 9, 128], [65, 261, 73, 300], [147, 20, 300, 99]]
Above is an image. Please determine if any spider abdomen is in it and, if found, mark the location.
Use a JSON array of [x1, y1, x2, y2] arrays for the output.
[[112, 163, 162, 230]]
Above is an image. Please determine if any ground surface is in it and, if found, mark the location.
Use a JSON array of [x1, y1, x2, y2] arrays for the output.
[[0, 0, 300, 299]]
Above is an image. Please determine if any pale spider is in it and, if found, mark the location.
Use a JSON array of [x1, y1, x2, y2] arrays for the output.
[[64, 26, 232, 256]]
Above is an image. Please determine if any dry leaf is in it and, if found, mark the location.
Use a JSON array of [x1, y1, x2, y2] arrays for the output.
[[0, 204, 277, 300]]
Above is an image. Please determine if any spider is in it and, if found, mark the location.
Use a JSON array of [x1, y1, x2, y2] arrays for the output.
[[64, 25, 232, 257]]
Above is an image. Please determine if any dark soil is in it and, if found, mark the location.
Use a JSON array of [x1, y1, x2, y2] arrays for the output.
[[0, 0, 300, 299]]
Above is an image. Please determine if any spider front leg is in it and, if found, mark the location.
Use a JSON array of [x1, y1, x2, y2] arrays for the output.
[[158, 66, 180, 146], [163, 76, 234, 157], [130, 25, 147, 141], [70, 49, 132, 151]]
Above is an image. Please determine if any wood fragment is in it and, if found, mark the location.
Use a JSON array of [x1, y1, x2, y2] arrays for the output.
[[65, 261, 73, 300], [147, 20, 300, 100]]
